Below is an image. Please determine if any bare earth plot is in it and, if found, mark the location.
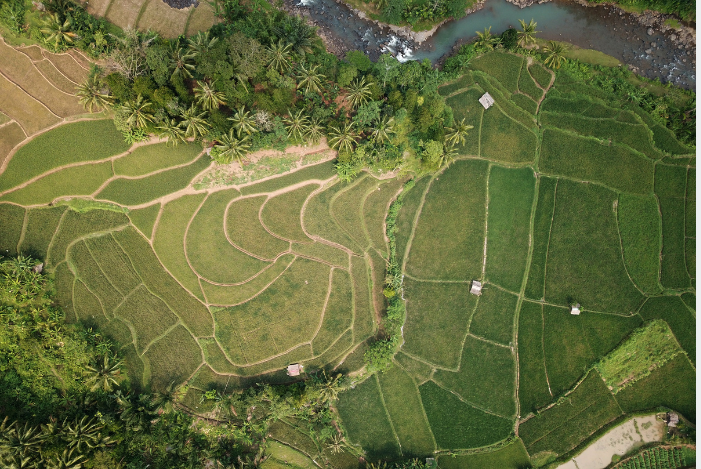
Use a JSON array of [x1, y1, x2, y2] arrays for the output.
[[0, 47, 695, 469]]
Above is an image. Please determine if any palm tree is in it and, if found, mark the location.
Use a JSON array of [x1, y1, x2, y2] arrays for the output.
[[303, 117, 324, 144], [179, 104, 211, 139], [543, 40, 567, 69], [327, 123, 358, 154], [296, 63, 325, 95], [188, 31, 218, 56], [316, 373, 344, 404], [214, 130, 251, 165], [517, 19, 539, 47], [41, 12, 77, 50], [228, 106, 258, 138], [169, 45, 196, 81], [346, 77, 372, 109], [44, 448, 85, 469], [75, 74, 112, 112], [283, 109, 310, 142], [152, 382, 177, 414], [0, 453, 34, 469], [273, 17, 315, 56], [194, 81, 226, 111], [63, 416, 102, 452], [444, 118, 473, 148], [85, 354, 122, 392], [474, 26, 500, 52], [267, 40, 293, 74], [0, 422, 44, 459], [370, 115, 395, 144], [157, 118, 187, 146]]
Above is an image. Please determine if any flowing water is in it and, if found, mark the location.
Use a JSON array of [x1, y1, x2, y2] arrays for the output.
[[288, 0, 695, 89]]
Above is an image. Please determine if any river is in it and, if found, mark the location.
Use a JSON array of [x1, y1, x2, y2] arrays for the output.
[[285, 0, 695, 89]]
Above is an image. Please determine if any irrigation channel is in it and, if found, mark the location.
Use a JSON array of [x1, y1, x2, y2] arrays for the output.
[[282, 0, 696, 89]]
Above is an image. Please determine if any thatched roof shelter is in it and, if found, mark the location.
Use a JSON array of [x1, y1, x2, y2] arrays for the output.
[[479, 92, 495, 109], [287, 364, 304, 377], [470, 280, 482, 296]]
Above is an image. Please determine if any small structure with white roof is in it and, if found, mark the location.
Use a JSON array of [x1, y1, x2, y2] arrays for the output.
[[479, 92, 495, 110], [470, 280, 482, 296], [287, 363, 304, 377], [570, 303, 581, 315]]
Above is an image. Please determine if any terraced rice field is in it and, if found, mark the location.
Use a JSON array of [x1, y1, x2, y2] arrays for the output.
[[0, 47, 694, 469]]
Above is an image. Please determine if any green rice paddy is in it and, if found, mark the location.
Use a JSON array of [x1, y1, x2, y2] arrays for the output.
[[0, 48, 694, 468]]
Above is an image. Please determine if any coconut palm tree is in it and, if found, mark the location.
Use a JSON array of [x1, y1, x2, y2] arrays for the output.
[[316, 373, 344, 404], [228, 106, 258, 138], [119, 94, 154, 130], [214, 130, 251, 165], [194, 81, 226, 111], [267, 40, 293, 74], [517, 19, 539, 47], [41, 12, 77, 50], [328, 123, 358, 154], [179, 104, 211, 139], [543, 40, 567, 69], [444, 118, 473, 148], [296, 63, 325, 95], [283, 109, 310, 142], [188, 31, 219, 56], [474, 26, 500, 52], [346, 77, 372, 109], [169, 45, 196, 81], [304, 117, 324, 144], [157, 118, 187, 146], [370, 115, 395, 144], [152, 382, 177, 414], [85, 354, 122, 392], [273, 16, 315, 56], [75, 74, 112, 112]]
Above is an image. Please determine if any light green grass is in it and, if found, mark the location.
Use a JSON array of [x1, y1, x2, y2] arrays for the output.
[[186, 189, 269, 284], [363, 177, 405, 255], [542, 96, 620, 120], [468, 286, 518, 346], [143, 324, 202, 390], [153, 193, 207, 300], [649, 123, 695, 155], [0, 203, 25, 256], [263, 441, 317, 469], [128, 204, 161, 239], [539, 128, 654, 195], [114, 285, 179, 353], [614, 353, 695, 423], [0, 162, 114, 205], [47, 209, 129, 268], [517, 301, 553, 414], [470, 51, 524, 93], [72, 278, 107, 325], [510, 93, 538, 115], [113, 142, 201, 177], [68, 240, 123, 314], [480, 108, 537, 163], [226, 195, 289, 260], [261, 184, 318, 243], [394, 177, 430, 264], [97, 154, 210, 205], [528, 63, 552, 88], [113, 226, 214, 337], [519, 371, 623, 456], [638, 296, 695, 364], [19, 206, 66, 261], [518, 63, 544, 101], [542, 179, 644, 313], [420, 380, 513, 449], [395, 351, 433, 383], [433, 335, 516, 417], [0, 122, 27, 169], [485, 166, 536, 292], [617, 194, 663, 294], [349, 255, 375, 341], [331, 175, 379, 251], [239, 160, 336, 195], [524, 177, 557, 301], [445, 87, 484, 157], [291, 242, 348, 268], [540, 112, 664, 159], [85, 234, 141, 296], [303, 181, 358, 250], [402, 279, 476, 369], [53, 261, 76, 322], [685, 168, 695, 238], [377, 365, 436, 457], [595, 320, 682, 393], [0, 120, 128, 192], [311, 268, 353, 355], [214, 258, 329, 363], [336, 375, 401, 460], [55, 199, 128, 214], [437, 439, 531, 469], [657, 196, 690, 288], [201, 253, 295, 305], [472, 72, 537, 129], [542, 305, 642, 397], [406, 160, 487, 280]]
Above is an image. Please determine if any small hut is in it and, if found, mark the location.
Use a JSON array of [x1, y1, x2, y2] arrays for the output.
[[287, 364, 304, 377], [470, 280, 482, 296], [479, 92, 495, 110], [570, 303, 581, 315], [666, 412, 679, 428]]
